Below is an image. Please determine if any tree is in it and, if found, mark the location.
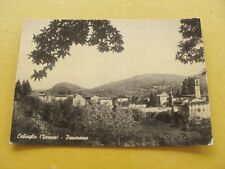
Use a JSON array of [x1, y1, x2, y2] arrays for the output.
[[149, 93, 156, 107], [22, 80, 32, 96], [29, 20, 124, 80], [168, 92, 173, 107], [181, 79, 189, 95], [132, 108, 146, 122], [176, 18, 204, 64], [14, 80, 22, 100], [25, 80, 32, 93], [175, 89, 181, 97], [187, 78, 195, 94], [181, 78, 195, 95], [130, 96, 139, 104], [82, 104, 136, 145]]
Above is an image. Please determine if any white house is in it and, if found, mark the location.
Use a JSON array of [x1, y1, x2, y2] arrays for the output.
[[117, 97, 129, 102], [156, 92, 169, 106], [37, 93, 53, 102], [54, 95, 68, 101], [189, 98, 210, 120], [129, 104, 146, 109], [99, 97, 113, 107]]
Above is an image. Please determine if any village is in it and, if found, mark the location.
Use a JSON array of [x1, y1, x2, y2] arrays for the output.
[[33, 77, 210, 121]]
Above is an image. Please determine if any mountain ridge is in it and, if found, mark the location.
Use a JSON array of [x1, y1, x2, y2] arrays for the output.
[[47, 73, 208, 97]]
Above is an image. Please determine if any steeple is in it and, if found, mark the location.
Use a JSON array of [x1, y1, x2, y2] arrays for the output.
[[194, 78, 201, 98]]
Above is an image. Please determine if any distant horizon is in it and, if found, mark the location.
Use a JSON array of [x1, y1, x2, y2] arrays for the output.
[[21, 72, 204, 91]]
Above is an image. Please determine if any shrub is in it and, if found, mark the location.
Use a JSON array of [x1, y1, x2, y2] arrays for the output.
[[154, 110, 173, 123], [82, 104, 137, 145], [131, 108, 146, 122]]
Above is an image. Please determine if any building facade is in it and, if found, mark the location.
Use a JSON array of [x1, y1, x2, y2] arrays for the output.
[[189, 98, 210, 120], [188, 78, 210, 120], [99, 97, 113, 107], [156, 92, 169, 107]]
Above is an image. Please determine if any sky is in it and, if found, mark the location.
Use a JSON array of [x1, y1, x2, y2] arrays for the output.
[[16, 19, 206, 89]]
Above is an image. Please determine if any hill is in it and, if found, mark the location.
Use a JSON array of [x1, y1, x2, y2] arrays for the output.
[[90, 74, 186, 97], [47, 73, 208, 97], [48, 82, 85, 95]]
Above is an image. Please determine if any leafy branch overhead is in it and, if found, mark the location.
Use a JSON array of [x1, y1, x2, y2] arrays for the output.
[[176, 18, 204, 64], [29, 20, 124, 81]]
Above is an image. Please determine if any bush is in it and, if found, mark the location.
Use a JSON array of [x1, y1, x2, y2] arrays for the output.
[[82, 104, 137, 145], [154, 111, 173, 123], [132, 108, 146, 122], [15, 97, 138, 145]]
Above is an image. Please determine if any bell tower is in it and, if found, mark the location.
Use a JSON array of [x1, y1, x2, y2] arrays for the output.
[[194, 78, 201, 98]]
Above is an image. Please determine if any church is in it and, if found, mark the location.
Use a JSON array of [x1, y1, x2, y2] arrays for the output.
[[188, 78, 210, 120]]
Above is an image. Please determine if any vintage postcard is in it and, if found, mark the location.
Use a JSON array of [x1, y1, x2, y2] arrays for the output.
[[11, 19, 212, 146]]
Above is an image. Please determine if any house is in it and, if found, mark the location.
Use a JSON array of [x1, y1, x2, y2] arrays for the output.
[[54, 95, 69, 101], [117, 97, 129, 103], [37, 93, 53, 102], [72, 94, 86, 107], [90, 95, 100, 103], [99, 97, 113, 107], [116, 97, 129, 107], [188, 98, 210, 120], [129, 104, 146, 109], [155, 92, 169, 106]]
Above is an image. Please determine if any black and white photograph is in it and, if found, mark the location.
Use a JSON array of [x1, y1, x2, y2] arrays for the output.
[[11, 19, 212, 146]]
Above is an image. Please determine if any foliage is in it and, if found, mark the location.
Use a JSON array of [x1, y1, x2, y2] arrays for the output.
[[21, 95, 41, 117], [40, 99, 73, 128], [14, 80, 22, 100], [29, 20, 124, 80], [82, 104, 137, 145], [168, 92, 173, 107], [188, 118, 212, 144], [176, 18, 204, 64], [17, 95, 136, 145], [132, 108, 146, 122], [22, 80, 32, 96], [173, 104, 190, 129], [154, 110, 174, 123], [181, 77, 195, 95], [118, 100, 130, 107], [14, 80, 32, 100], [175, 89, 181, 97], [130, 96, 139, 104], [149, 93, 157, 107], [12, 95, 211, 146]]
